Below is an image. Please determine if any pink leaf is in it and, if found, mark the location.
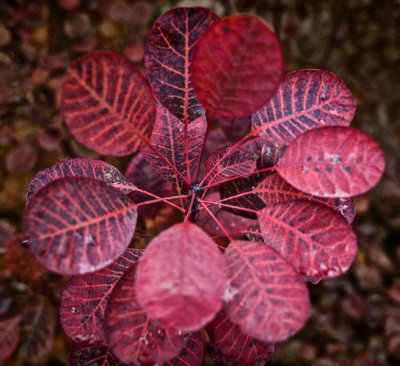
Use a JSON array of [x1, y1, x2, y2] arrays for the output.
[[136, 222, 227, 331], [24, 177, 137, 275], [62, 51, 155, 156], [0, 316, 20, 364], [60, 248, 141, 346], [223, 240, 309, 342], [69, 343, 123, 366], [192, 15, 283, 120], [145, 7, 218, 123], [252, 69, 356, 144], [163, 331, 205, 366], [258, 200, 358, 281], [277, 126, 385, 197]]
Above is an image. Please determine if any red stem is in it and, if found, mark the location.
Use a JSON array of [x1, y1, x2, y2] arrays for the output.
[[199, 200, 234, 242], [200, 200, 258, 215]]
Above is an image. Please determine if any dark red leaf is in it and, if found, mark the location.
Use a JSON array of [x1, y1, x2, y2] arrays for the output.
[[24, 177, 137, 275], [62, 51, 155, 156], [142, 103, 207, 186], [0, 316, 20, 364], [243, 224, 264, 243], [252, 69, 356, 144], [223, 240, 309, 342], [136, 222, 227, 331], [207, 311, 274, 366], [145, 7, 218, 123], [27, 158, 135, 203], [277, 126, 385, 197], [255, 173, 355, 223], [105, 264, 186, 364], [163, 331, 205, 366], [258, 200, 358, 281], [192, 15, 283, 120], [69, 343, 122, 366], [60, 248, 141, 346], [218, 115, 251, 143]]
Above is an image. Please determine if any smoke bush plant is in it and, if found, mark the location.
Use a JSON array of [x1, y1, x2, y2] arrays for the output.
[[23, 6, 385, 365]]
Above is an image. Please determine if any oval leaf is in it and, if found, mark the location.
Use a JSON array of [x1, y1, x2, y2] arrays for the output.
[[145, 7, 218, 123], [136, 222, 227, 331], [0, 316, 20, 364], [163, 331, 205, 366], [255, 173, 355, 223], [25, 177, 137, 275], [62, 51, 155, 156], [192, 15, 283, 119], [60, 248, 141, 346], [277, 126, 385, 197], [105, 264, 186, 364], [223, 240, 309, 342], [258, 200, 358, 281], [252, 69, 356, 144], [69, 343, 123, 366]]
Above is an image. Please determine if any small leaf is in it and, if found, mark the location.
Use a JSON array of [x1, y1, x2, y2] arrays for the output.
[[136, 222, 227, 331], [258, 200, 358, 281], [60, 248, 141, 346], [192, 15, 283, 119], [62, 51, 155, 156], [255, 173, 355, 223], [25, 177, 137, 275], [223, 240, 309, 342], [207, 311, 274, 366], [145, 7, 218, 123], [277, 126, 385, 197], [105, 265, 186, 364], [163, 331, 205, 366], [27, 158, 135, 203], [0, 316, 20, 364], [252, 69, 356, 144], [69, 343, 123, 366]]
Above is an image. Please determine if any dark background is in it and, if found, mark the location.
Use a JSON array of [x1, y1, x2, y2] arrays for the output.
[[0, 0, 399, 365]]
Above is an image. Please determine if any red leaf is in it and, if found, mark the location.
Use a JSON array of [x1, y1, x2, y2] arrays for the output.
[[252, 69, 356, 144], [163, 331, 205, 366], [69, 343, 122, 366], [24, 177, 137, 275], [218, 115, 251, 143], [255, 173, 355, 223], [27, 158, 135, 203], [62, 51, 155, 156], [0, 316, 20, 364], [223, 240, 309, 342], [258, 200, 358, 281], [277, 126, 385, 197], [192, 15, 283, 120], [60, 248, 141, 346], [145, 7, 218, 123], [142, 103, 207, 186], [136, 222, 227, 331], [105, 265, 186, 364], [207, 311, 274, 366]]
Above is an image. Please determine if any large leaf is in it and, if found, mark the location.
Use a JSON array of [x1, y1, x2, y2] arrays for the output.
[[207, 311, 274, 366], [69, 343, 123, 366], [62, 51, 155, 156], [145, 7, 218, 123], [135, 222, 227, 331], [27, 158, 135, 203], [24, 177, 137, 275], [223, 240, 309, 342], [163, 331, 205, 366], [218, 115, 251, 142], [258, 200, 358, 281], [191, 15, 283, 120], [277, 126, 385, 197], [0, 316, 20, 364], [255, 173, 355, 223], [252, 69, 356, 144], [105, 264, 186, 364], [60, 248, 141, 346], [142, 103, 207, 186]]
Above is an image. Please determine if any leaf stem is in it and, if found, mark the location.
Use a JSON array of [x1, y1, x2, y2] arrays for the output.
[[134, 193, 187, 212], [200, 200, 258, 215], [199, 200, 234, 242]]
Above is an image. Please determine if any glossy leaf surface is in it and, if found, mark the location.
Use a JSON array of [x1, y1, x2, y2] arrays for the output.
[[207, 311, 274, 366], [255, 173, 355, 223], [163, 331, 205, 366], [145, 7, 218, 123], [62, 51, 155, 156], [136, 222, 227, 331], [105, 265, 186, 364], [223, 240, 309, 342], [258, 200, 358, 280], [25, 177, 137, 275], [252, 69, 356, 144], [27, 158, 135, 203], [277, 126, 385, 197], [192, 15, 283, 120], [60, 248, 141, 346], [69, 343, 122, 366], [0, 316, 20, 364]]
